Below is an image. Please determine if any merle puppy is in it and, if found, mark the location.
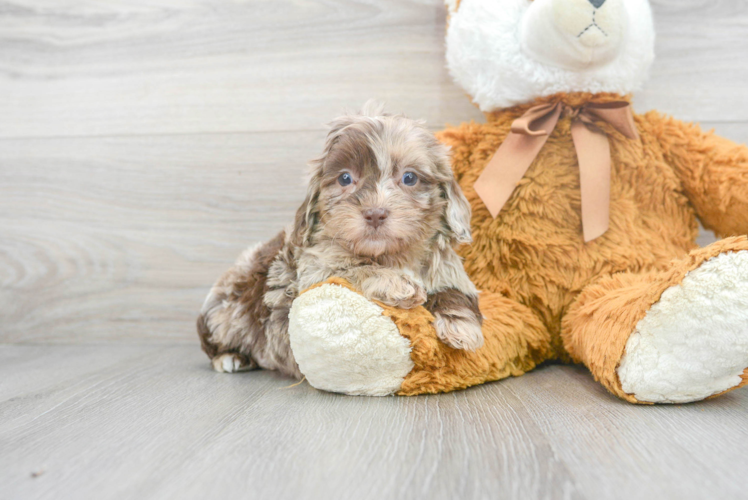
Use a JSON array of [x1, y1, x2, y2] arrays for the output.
[[198, 102, 483, 378]]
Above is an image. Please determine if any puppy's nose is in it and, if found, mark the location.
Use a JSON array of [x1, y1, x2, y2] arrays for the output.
[[588, 0, 606, 7], [363, 208, 389, 229]]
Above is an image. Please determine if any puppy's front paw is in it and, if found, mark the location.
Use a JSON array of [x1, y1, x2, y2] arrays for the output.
[[433, 314, 484, 351], [388, 275, 427, 309], [362, 273, 427, 309], [212, 353, 255, 373]]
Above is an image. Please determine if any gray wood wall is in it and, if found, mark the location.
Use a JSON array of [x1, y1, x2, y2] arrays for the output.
[[1, 0, 746, 344]]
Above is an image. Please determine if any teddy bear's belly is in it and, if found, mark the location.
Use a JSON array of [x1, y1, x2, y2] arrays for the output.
[[457, 136, 699, 354]]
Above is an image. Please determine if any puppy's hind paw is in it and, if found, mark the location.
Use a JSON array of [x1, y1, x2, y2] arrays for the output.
[[212, 353, 255, 373], [434, 315, 484, 351]]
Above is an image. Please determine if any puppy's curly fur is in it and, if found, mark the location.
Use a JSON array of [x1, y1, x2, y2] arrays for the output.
[[198, 102, 483, 377]]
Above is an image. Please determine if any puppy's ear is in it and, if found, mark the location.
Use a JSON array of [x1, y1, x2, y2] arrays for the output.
[[292, 159, 323, 247], [433, 143, 472, 245], [292, 111, 361, 246], [442, 177, 472, 244]]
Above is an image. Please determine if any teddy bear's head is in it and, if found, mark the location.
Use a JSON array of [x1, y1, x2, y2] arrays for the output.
[[445, 0, 655, 111]]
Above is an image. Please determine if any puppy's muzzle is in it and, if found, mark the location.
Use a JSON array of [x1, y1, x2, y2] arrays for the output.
[[363, 208, 389, 229]]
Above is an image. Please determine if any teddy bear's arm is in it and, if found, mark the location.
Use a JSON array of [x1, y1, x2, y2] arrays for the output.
[[649, 111, 748, 237]]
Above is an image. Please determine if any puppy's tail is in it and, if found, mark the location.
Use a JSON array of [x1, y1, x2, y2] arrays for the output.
[[197, 312, 219, 359]]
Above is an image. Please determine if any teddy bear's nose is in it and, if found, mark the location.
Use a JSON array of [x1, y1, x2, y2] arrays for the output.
[[588, 0, 606, 7]]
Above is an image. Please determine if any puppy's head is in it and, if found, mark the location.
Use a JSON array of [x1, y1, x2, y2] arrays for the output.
[[293, 102, 471, 259]]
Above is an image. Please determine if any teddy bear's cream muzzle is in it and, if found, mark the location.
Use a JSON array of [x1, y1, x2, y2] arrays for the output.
[[520, 0, 626, 70]]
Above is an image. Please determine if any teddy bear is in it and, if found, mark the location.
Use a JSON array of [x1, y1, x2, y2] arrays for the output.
[[287, 0, 748, 403]]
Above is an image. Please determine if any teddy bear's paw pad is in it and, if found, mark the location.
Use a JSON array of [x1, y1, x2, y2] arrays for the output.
[[288, 283, 414, 396], [212, 353, 253, 373], [618, 251, 748, 403]]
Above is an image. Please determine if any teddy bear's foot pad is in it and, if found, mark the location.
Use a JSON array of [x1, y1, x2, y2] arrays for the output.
[[289, 283, 415, 396], [617, 251, 748, 403]]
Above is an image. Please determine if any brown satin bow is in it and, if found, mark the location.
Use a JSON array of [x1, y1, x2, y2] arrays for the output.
[[473, 101, 640, 242]]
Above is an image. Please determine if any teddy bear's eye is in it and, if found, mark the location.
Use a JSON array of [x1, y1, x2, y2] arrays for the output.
[[338, 172, 353, 186], [402, 172, 418, 186]]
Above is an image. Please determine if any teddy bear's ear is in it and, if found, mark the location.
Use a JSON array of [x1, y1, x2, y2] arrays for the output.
[[444, 0, 461, 14]]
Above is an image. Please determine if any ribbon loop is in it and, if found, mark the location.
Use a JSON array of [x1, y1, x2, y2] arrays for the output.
[[583, 102, 640, 140], [473, 100, 638, 242], [509, 102, 561, 136]]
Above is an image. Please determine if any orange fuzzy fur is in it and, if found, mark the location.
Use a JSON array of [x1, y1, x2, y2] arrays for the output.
[[563, 237, 748, 402], [434, 92, 748, 401]]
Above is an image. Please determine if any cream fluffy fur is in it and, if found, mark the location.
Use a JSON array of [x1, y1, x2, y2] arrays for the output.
[[445, 0, 655, 110], [618, 252, 748, 403], [289, 283, 414, 396]]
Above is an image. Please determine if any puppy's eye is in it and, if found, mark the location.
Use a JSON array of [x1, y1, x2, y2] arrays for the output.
[[402, 172, 418, 186], [338, 173, 353, 186]]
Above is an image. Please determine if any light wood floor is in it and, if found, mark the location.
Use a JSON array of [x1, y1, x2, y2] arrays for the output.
[[2, 1, 748, 498], [3, 345, 748, 500]]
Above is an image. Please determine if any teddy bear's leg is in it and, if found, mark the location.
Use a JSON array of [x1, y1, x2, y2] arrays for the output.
[[563, 236, 748, 404], [289, 279, 552, 396]]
